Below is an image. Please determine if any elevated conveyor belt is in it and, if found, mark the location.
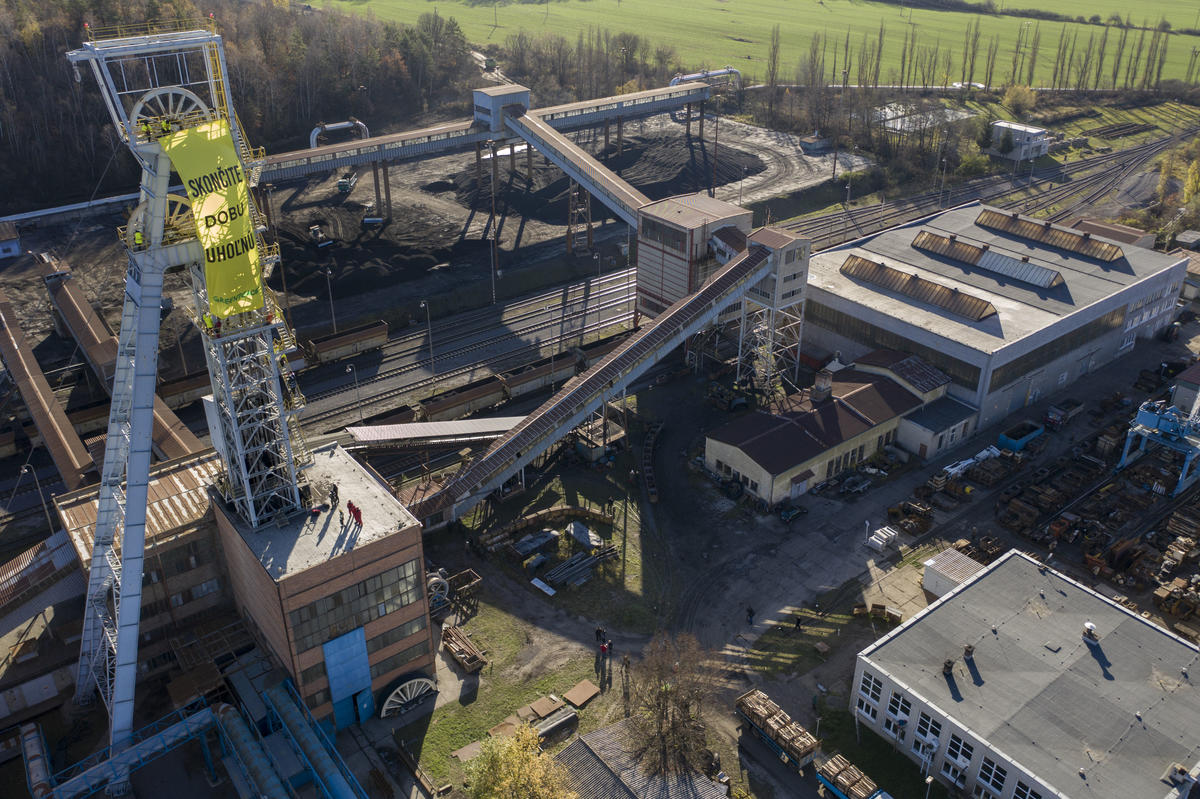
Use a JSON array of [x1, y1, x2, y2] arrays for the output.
[[38, 258, 202, 461], [260, 82, 710, 182], [0, 289, 94, 490], [505, 111, 649, 227], [419, 244, 773, 522]]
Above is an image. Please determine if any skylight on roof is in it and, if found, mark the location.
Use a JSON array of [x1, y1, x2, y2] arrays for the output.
[[912, 230, 1064, 288]]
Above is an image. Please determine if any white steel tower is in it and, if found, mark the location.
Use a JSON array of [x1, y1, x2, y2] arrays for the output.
[[66, 21, 310, 751]]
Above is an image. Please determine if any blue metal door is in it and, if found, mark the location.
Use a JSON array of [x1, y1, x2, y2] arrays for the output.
[[355, 689, 375, 723]]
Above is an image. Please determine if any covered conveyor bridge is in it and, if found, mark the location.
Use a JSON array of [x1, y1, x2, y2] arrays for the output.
[[346, 417, 525, 450], [38, 255, 202, 461], [0, 290, 94, 490], [417, 243, 777, 524], [259, 82, 710, 182], [504, 111, 649, 227]]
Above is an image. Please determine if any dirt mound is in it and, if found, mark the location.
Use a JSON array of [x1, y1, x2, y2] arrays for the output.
[[452, 131, 766, 224]]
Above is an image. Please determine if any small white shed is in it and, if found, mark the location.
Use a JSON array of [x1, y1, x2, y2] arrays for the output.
[[922, 548, 985, 598]]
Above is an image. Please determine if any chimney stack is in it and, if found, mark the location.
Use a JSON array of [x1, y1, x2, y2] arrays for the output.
[[812, 369, 834, 403]]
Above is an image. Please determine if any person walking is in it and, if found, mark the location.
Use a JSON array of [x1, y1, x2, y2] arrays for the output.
[[606, 639, 614, 659], [746, 606, 755, 625]]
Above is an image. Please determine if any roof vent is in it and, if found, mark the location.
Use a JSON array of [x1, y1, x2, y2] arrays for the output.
[[942, 659, 955, 675], [963, 644, 975, 660]]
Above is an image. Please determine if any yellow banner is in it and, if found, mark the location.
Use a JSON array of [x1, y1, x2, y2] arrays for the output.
[[160, 120, 263, 318]]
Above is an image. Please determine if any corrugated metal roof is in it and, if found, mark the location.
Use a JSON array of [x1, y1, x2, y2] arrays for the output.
[[56, 450, 221, 560], [840, 255, 997, 322], [347, 417, 525, 442], [976, 209, 1123, 261], [924, 548, 986, 585], [557, 717, 728, 799]]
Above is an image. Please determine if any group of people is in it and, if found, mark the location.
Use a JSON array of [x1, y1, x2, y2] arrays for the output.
[[137, 117, 177, 141], [594, 625, 614, 658]]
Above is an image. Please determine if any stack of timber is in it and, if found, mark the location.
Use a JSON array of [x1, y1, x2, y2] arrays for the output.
[[735, 689, 818, 767], [543, 545, 618, 588], [643, 422, 663, 502], [818, 754, 879, 799], [441, 625, 486, 673]]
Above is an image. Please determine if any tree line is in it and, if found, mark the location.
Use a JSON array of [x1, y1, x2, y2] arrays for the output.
[[0, 0, 476, 213]]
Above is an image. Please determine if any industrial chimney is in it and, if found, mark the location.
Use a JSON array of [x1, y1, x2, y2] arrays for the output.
[[812, 369, 834, 403]]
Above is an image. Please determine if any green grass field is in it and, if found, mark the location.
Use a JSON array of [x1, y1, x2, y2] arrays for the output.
[[328, 0, 1200, 86]]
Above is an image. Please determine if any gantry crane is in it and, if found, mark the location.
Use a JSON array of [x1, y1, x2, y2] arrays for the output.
[[66, 20, 311, 752]]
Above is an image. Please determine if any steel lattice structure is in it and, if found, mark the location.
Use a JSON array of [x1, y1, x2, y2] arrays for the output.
[[66, 22, 308, 755]]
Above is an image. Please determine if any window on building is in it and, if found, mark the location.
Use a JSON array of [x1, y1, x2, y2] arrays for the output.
[[805, 301, 982, 389], [369, 640, 431, 679], [289, 558, 423, 653], [306, 688, 330, 708], [300, 661, 326, 684], [941, 761, 966, 786], [946, 734, 973, 766], [978, 758, 1007, 792], [191, 578, 219, 600], [972, 787, 999, 799], [915, 712, 941, 743], [859, 672, 883, 702], [937, 434, 944, 449], [366, 616, 428, 655], [855, 697, 878, 720], [749, 480, 759, 494], [170, 592, 184, 608], [887, 691, 911, 719], [1014, 781, 1044, 799], [883, 716, 907, 740]]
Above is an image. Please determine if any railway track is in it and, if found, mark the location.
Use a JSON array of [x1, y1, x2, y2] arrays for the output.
[[787, 128, 1194, 249], [355, 276, 637, 375], [301, 312, 635, 430], [301, 130, 1189, 430]]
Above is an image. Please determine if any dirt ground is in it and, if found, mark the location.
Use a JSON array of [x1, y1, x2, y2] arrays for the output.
[[1, 110, 867, 391]]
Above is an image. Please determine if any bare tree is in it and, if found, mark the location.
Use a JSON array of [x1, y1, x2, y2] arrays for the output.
[[765, 24, 782, 118], [1025, 23, 1041, 86], [627, 633, 715, 776], [984, 35, 1000, 91], [1094, 24, 1110, 89], [1111, 25, 1129, 89]]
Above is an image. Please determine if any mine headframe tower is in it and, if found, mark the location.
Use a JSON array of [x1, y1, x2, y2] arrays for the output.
[[66, 20, 310, 755]]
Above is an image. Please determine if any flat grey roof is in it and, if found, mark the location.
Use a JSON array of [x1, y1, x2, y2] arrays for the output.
[[229, 443, 419, 580], [639, 192, 748, 230], [861, 551, 1200, 799], [808, 203, 1186, 356]]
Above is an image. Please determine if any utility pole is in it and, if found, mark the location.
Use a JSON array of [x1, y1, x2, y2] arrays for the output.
[[324, 268, 337, 333], [421, 300, 435, 378]]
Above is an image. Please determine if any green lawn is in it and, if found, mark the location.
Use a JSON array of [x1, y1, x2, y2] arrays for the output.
[[328, 0, 1200, 86], [818, 703, 953, 799]]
